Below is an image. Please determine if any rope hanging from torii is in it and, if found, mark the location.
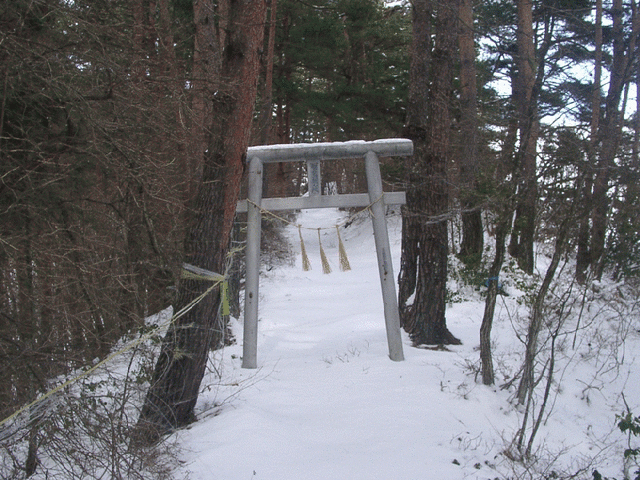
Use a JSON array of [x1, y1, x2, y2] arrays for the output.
[[246, 194, 385, 274]]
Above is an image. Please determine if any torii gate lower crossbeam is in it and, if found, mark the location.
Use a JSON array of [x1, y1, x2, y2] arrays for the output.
[[236, 139, 413, 369]]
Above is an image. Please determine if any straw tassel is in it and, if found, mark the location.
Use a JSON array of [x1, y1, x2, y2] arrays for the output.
[[318, 228, 331, 274], [298, 225, 311, 271], [336, 226, 351, 271]]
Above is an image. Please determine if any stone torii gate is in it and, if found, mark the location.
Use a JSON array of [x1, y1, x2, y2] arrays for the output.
[[236, 139, 413, 369]]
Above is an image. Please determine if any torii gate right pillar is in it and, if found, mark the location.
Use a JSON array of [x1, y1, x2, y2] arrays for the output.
[[365, 150, 404, 362]]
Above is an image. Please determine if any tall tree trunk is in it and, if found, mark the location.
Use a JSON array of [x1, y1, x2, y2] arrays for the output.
[[590, 0, 639, 279], [398, 0, 430, 319], [508, 0, 538, 274], [136, 0, 267, 442], [480, 221, 508, 385], [399, 0, 460, 346], [479, 103, 519, 385], [576, 0, 602, 283], [457, 0, 483, 262], [275, 10, 291, 147], [259, 0, 281, 197], [258, 0, 277, 145], [184, 0, 225, 202]]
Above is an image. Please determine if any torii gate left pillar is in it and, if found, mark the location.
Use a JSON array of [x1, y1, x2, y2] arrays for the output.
[[237, 139, 413, 368]]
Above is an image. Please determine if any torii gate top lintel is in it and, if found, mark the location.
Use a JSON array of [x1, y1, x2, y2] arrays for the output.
[[239, 138, 412, 369], [246, 138, 413, 163]]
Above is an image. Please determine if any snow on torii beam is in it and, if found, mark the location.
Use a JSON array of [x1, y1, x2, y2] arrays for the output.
[[244, 138, 413, 163], [238, 139, 413, 369]]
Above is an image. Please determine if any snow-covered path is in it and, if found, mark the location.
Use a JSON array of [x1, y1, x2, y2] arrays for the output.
[[175, 208, 639, 480]]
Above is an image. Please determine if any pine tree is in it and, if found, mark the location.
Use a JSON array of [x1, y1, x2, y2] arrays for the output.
[[399, 0, 461, 346], [136, 0, 268, 441]]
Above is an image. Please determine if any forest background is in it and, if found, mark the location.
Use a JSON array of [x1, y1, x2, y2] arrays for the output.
[[1, 0, 639, 477]]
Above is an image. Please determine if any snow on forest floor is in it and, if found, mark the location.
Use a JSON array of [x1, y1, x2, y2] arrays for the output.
[[174, 208, 640, 480]]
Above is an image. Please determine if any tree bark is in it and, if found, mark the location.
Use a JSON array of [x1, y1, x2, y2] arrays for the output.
[[480, 221, 508, 385], [590, 0, 639, 279], [479, 102, 519, 385], [576, 0, 602, 283], [258, 0, 277, 145], [398, 0, 430, 319], [399, 0, 461, 346], [508, 0, 538, 275], [136, 0, 267, 442], [457, 0, 483, 262]]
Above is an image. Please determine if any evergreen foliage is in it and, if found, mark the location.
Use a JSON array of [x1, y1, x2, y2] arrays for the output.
[[271, 0, 410, 143]]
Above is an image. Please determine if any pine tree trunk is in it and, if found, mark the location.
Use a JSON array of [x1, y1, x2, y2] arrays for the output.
[[258, 0, 277, 145], [460, 212, 483, 261], [457, 0, 483, 262], [136, 0, 267, 442], [275, 13, 291, 147], [576, 0, 602, 283], [575, 173, 593, 284], [398, 211, 418, 318], [399, 0, 460, 346], [509, 117, 538, 274], [509, 0, 538, 275], [590, 0, 639, 279]]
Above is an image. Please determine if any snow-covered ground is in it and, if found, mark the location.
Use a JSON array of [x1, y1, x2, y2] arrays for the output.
[[174, 208, 640, 480]]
